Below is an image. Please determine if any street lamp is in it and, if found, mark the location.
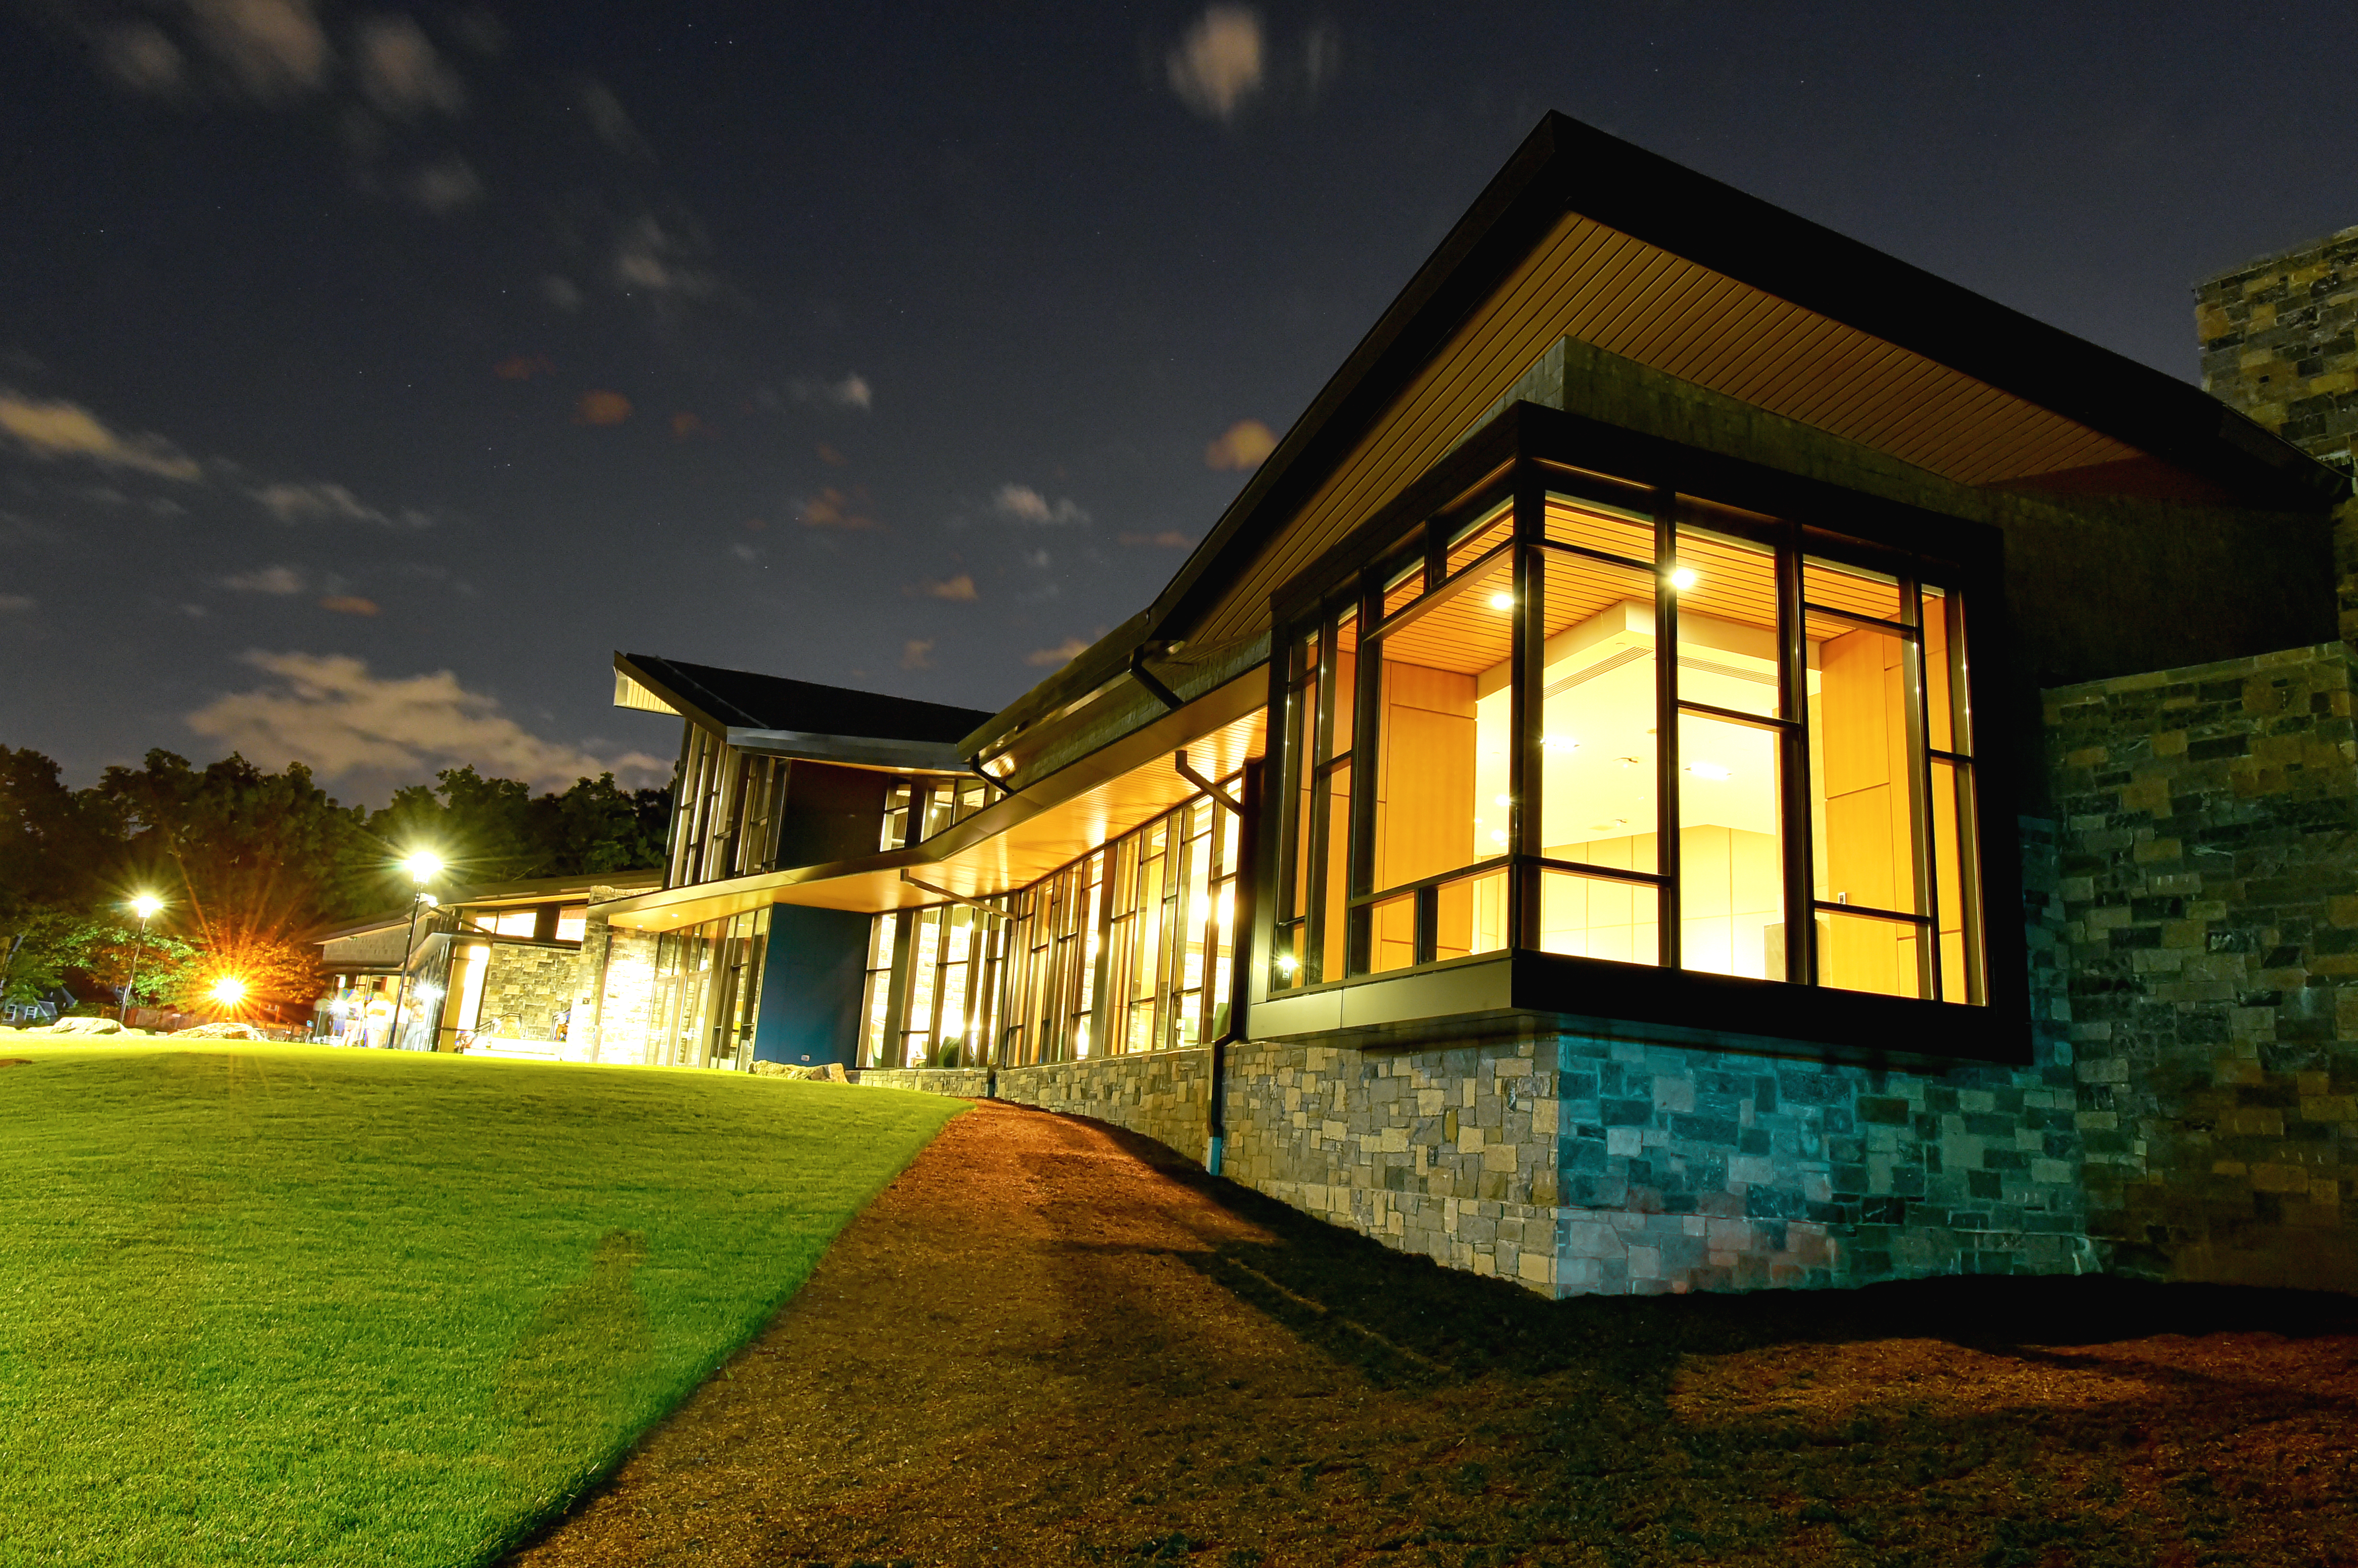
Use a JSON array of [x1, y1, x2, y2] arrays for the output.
[[388, 852, 442, 1051], [122, 894, 162, 1026]]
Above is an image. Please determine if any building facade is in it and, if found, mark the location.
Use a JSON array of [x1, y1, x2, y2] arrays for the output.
[[580, 114, 2358, 1297]]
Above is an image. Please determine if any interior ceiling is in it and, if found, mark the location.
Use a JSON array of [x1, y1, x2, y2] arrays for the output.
[[1187, 210, 2152, 650]]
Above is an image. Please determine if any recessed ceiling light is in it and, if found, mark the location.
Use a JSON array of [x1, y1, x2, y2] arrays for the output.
[[1489, 591, 1514, 610], [1669, 567, 1697, 591]]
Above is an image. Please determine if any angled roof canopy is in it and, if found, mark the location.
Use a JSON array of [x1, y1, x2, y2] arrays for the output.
[[968, 110, 2345, 763], [617, 652, 997, 770]]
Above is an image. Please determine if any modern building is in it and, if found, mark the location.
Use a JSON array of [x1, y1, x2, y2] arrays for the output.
[[317, 871, 658, 1054], [579, 113, 2358, 1298]]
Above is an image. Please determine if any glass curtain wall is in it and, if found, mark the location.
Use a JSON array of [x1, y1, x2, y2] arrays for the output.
[[646, 907, 771, 1068], [1276, 457, 1983, 1004], [857, 772, 1245, 1069]]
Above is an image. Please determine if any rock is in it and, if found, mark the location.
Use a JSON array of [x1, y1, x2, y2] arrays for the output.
[[168, 1021, 261, 1040], [45, 1016, 123, 1036]]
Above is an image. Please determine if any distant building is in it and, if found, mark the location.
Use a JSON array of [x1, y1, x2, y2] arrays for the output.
[[576, 114, 2358, 1298]]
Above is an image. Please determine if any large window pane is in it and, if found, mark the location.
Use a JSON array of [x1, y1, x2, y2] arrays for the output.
[[1814, 616, 1923, 919], [1677, 712, 1785, 980], [1672, 527, 1781, 720], [1529, 549, 1659, 875], [1537, 869, 1660, 965], [1372, 558, 1502, 901], [1821, 908, 1927, 999]]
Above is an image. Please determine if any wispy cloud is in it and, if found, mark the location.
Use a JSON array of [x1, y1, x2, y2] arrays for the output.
[[1205, 418, 1277, 471], [573, 390, 633, 426], [901, 639, 935, 671], [612, 215, 716, 299], [1119, 531, 1195, 549], [355, 14, 463, 116], [0, 594, 34, 614], [0, 390, 203, 480], [318, 594, 379, 616], [222, 564, 307, 594], [187, 650, 668, 787], [575, 77, 650, 157], [993, 484, 1089, 526], [789, 373, 872, 412], [186, 0, 333, 101], [251, 480, 433, 527], [406, 155, 484, 213], [799, 487, 878, 529], [1027, 635, 1095, 669], [1167, 5, 1263, 123], [909, 572, 979, 602]]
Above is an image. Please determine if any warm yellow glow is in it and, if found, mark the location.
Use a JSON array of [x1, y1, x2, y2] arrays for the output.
[[1542, 734, 1579, 752], [1669, 566, 1698, 591], [1275, 953, 1298, 975], [209, 975, 248, 1007], [1686, 761, 1731, 781], [1488, 591, 1514, 610], [129, 894, 162, 920], [404, 851, 442, 885]]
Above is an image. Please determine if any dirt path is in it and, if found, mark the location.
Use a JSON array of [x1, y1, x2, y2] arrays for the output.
[[509, 1099, 2358, 1568]]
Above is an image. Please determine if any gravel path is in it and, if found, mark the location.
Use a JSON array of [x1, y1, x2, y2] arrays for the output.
[[508, 1098, 2358, 1568]]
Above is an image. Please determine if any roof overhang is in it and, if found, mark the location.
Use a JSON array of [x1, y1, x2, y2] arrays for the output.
[[724, 727, 966, 773], [596, 669, 1267, 929]]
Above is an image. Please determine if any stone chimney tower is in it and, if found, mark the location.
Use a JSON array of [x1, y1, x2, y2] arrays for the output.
[[2196, 227, 2358, 474]]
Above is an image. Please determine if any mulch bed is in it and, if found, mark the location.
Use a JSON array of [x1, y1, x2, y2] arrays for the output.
[[507, 1099, 2358, 1568]]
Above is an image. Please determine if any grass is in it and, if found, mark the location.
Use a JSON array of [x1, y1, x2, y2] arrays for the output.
[[0, 1042, 964, 1568]]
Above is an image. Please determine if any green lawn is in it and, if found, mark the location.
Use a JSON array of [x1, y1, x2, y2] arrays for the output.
[[0, 1043, 963, 1568]]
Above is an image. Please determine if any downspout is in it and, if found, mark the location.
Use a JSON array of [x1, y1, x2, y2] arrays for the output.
[[1202, 759, 1264, 1178], [1129, 642, 1185, 712]]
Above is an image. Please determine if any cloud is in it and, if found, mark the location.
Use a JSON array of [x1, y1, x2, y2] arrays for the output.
[[993, 484, 1089, 526], [574, 390, 633, 426], [816, 443, 847, 466], [355, 14, 463, 116], [318, 595, 378, 616], [1167, 5, 1264, 122], [798, 486, 877, 529], [612, 215, 715, 299], [910, 572, 978, 602], [790, 373, 872, 411], [0, 391, 203, 480], [251, 480, 432, 527], [669, 411, 703, 439], [187, 650, 668, 788], [729, 542, 761, 563], [900, 639, 935, 671], [1205, 418, 1277, 471], [186, 0, 332, 101], [493, 354, 553, 381], [576, 78, 650, 157], [541, 274, 584, 312], [99, 23, 186, 95], [223, 564, 306, 594], [1026, 635, 1095, 669], [0, 594, 33, 614], [1119, 531, 1195, 549], [406, 156, 483, 213]]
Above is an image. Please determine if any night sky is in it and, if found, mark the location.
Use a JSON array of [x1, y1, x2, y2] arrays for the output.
[[3, 2, 2352, 804]]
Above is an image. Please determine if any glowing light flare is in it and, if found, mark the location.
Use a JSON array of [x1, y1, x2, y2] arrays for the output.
[[209, 975, 248, 1008], [1488, 591, 1514, 610], [1541, 735, 1579, 752], [1668, 566, 1698, 591], [403, 851, 443, 885], [129, 894, 162, 920]]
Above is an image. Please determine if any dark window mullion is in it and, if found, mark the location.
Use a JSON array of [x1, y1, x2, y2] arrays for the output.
[[1777, 526, 1816, 986], [1346, 582, 1383, 976], [1655, 489, 1681, 971], [1901, 577, 1938, 1000]]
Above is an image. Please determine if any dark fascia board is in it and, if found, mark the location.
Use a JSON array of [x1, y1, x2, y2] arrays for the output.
[[324, 870, 662, 936], [616, 652, 994, 745], [725, 728, 966, 772]]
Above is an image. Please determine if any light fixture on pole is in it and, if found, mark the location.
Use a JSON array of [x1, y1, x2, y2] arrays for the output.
[[122, 894, 161, 1025], [388, 852, 443, 1052]]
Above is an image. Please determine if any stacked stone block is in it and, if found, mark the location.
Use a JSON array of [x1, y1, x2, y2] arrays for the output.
[[2047, 641, 2358, 1288], [474, 945, 576, 1041], [2196, 226, 2358, 469], [996, 1049, 1215, 1163]]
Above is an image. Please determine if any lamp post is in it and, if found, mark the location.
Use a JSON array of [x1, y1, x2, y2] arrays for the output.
[[387, 852, 442, 1051], [121, 894, 161, 1026]]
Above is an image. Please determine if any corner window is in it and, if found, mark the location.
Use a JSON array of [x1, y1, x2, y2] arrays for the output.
[[1273, 458, 1985, 1006]]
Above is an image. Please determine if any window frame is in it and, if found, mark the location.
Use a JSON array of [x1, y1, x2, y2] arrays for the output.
[[1251, 402, 2027, 1064]]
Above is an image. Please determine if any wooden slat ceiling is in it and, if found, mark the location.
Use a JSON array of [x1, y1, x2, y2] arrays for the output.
[[1185, 211, 2147, 650]]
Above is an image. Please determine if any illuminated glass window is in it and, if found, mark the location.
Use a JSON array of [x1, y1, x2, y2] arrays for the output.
[[1273, 457, 1985, 1007]]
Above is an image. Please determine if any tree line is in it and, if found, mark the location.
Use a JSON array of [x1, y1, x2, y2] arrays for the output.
[[0, 746, 671, 1019]]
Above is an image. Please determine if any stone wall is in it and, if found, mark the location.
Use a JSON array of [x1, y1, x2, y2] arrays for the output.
[[847, 1067, 990, 1097], [576, 892, 658, 1066], [476, 944, 575, 1041], [2197, 227, 2358, 469], [2048, 640, 2358, 1289], [996, 1049, 1214, 1165]]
